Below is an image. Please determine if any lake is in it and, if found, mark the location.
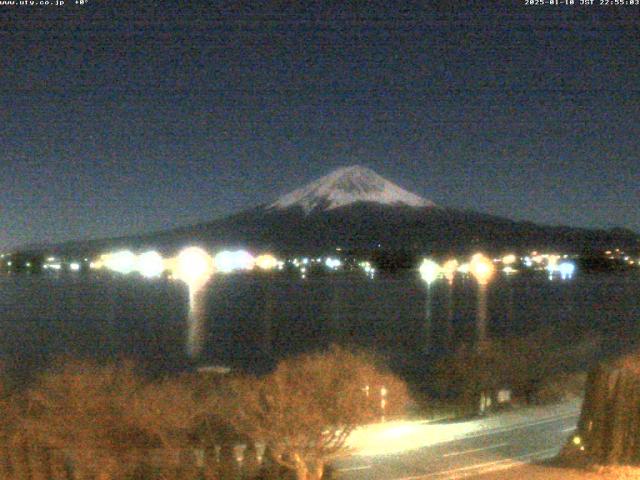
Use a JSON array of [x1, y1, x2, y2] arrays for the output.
[[1, 270, 639, 383]]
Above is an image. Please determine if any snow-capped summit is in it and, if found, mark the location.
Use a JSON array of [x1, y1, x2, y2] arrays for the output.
[[268, 165, 435, 214]]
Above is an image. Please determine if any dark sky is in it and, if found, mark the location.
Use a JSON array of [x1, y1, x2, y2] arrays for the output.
[[1, 1, 638, 250]]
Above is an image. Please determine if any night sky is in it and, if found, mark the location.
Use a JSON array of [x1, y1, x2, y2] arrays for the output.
[[1, 1, 638, 251]]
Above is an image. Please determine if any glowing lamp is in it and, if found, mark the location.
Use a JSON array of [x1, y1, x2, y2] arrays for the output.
[[442, 259, 459, 284], [547, 254, 560, 268], [102, 250, 137, 275], [325, 257, 341, 270], [89, 259, 103, 269], [532, 255, 544, 264], [469, 253, 495, 286], [558, 261, 576, 280], [137, 250, 165, 278], [214, 251, 235, 273], [214, 250, 255, 273], [235, 250, 255, 270], [175, 247, 214, 288], [502, 254, 517, 265], [419, 259, 440, 285], [255, 254, 279, 270]]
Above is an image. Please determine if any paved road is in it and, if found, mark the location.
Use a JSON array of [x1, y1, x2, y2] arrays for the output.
[[334, 407, 580, 480]]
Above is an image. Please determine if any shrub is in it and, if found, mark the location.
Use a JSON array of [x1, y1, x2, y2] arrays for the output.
[[21, 359, 205, 480], [219, 345, 410, 480]]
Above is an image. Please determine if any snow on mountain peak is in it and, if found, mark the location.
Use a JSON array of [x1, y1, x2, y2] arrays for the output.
[[268, 165, 435, 213]]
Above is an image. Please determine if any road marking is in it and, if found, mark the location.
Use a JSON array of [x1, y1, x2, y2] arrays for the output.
[[459, 448, 559, 479], [336, 465, 372, 472], [443, 442, 509, 457], [451, 412, 578, 442], [561, 426, 576, 433], [390, 447, 559, 480]]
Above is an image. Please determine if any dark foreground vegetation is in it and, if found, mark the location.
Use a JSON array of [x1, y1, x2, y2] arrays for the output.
[[423, 328, 598, 417], [0, 347, 408, 480], [487, 352, 640, 480], [0, 326, 616, 480], [563, 351, 640, 466]]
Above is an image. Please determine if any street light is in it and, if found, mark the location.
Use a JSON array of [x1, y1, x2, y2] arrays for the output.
[[173, 247, 215, 358], [419, 259, 441, 354], [469, 253, 495, 349], [380, 386, 388, 422]]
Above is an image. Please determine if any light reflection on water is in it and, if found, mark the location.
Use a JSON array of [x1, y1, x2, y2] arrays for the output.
[[0, 272, 639, 380]]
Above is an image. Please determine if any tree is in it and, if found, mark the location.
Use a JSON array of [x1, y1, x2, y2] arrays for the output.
[[21, 360, 149, 480], [433, 343, 510, 414], [219, 346, 409, 480], [125, 375, 204, 479], [21, 359, 206, 480], [0, 367, 18, 480], [433, 331, 594, 412], [567, 352, 640, 465]]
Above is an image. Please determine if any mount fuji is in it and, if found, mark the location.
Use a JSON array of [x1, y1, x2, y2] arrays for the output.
[[21, 165, 639, 259], [268, 165, 434, 213]]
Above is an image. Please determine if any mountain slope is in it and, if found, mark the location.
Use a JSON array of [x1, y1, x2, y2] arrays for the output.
[[15, 166, 639, 258]]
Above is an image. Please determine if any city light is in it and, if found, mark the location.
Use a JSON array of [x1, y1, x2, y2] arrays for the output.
[[214, 250, 255, 273], [469, 253, 495, 285], [457, 262, 470, 274], [175, 247, 215, 288], [101, 250, 137, 275], [69, 262, 81, 272], [502, 254, 517, 265], [442, 259, 459, 284], [558, 261, 576, 280], [255, 254, 279, 270], [359, 261, 376, 279], [419, 259, 440, 285], [531, 254, 544, 265], [325, 257, 342, 270], [137, 250, 165, 278]]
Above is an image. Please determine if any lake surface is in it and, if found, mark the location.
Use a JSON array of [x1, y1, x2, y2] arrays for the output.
[[1, 270, 640, 382]]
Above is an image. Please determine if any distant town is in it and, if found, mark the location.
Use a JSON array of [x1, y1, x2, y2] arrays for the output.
[[1, 246, 638, 278]]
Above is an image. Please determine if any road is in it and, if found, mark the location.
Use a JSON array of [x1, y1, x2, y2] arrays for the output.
[[333, 402, 580, 480]]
